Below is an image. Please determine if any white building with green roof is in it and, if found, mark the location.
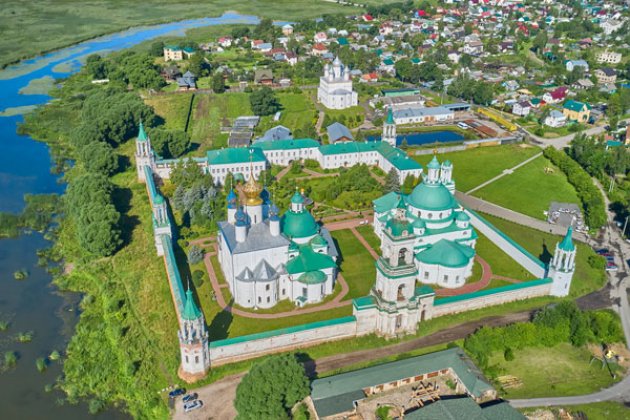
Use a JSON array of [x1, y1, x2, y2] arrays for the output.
[[217, 174, 339, 309]]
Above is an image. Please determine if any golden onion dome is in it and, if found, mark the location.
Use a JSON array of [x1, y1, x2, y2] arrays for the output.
[[243, 173, 263, 206]]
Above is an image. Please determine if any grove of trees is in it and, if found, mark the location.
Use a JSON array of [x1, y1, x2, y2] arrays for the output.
[[249, 87, 281, 116]]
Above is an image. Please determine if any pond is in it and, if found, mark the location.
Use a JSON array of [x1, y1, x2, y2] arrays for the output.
[[367, 130, 465, 146], [0, 12, 262, 419]]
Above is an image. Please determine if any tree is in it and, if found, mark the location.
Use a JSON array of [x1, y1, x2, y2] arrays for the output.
[[80, 141, 118, 176], [384, 168, 400, 193], [188, 245, 204, 265], [188, 53, 211, 77], [231, 26, 251, 39], [235, 354, 309, 420], [149, 129, 191, 158], [249, 87, 281, 116], [149, 41, 164, 57], [85, 54, 108, 79], [212, 72, 225, 94]]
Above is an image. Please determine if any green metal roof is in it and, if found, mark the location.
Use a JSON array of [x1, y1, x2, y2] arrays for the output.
[[427, 155, 441, 169], [385, 218, 413, 237], [286, 244, 336, 274], [296, 270, 327, 285], [558, 226, 575, 251], [311, 347, 494, 418], [405, 397, 524, 419], [206, 147, 266, 165], [416, 239, 475, 268], [318, 141, 422, 171], [252, 138, 320, 151], [154, 194, 165, 205], [291, 191, 305, 204], [182, 288, 202, 321], [373, 191, 402, 213], [281, 209, 318, 238], [210, 315, 356, 348], [311, 234, 328, 247], [353, 295, 376, 310], [386, 107, 394, 124], [414, 285, 435, 296], [137, 122, 148, 142], [456, 211, 470, 221], [407, 181, 457, 211], [563, 99, 590, 112]]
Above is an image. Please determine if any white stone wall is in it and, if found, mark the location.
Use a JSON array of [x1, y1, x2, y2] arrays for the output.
[[208, 319, 358, 365], [262, 147, 319, 166], [466, 210, 546, 278], [416, 262, 472, 289], [431, 282, 552, 317]]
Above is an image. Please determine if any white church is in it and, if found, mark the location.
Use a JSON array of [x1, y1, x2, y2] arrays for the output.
[[317, 56, 358, 110], [216, 172, 339, 309], [372, 155, 476, 289]]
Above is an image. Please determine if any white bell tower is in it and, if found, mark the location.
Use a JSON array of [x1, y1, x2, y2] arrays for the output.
[[548, 226, 576, 297], [178, 288, 210, 381], [135, 122, 154, 182], [382, 107, 397, 146]]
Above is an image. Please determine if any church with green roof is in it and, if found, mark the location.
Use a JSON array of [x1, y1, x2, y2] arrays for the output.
[[216, 170, 339, 309]]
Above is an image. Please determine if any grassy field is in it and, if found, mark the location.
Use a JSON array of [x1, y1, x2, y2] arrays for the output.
[[412, 144, 541, 193], [355, 225, 382, 255], [481, 213, 607, 297], [265, 91, 318, 133], [475, 231, 534, 281], [0, 0, 361, 69], [522, 402, 630, 420], [473, 154, 581, 220], [331, 229, 377, 299], [489, 343, 621, 398], [144, 93, 193, 131]]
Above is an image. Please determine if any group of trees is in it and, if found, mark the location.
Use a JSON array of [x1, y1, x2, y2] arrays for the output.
[[148, 128, 191, 159], [305, 164, 383, 210], [86, 52, 165, 90], [250, 87, 281, 116], [447, 74, 494, 105], [570, 134, 630, 178], [235, 354, 309, 420], [544, 147, 607, 229], [170, 159, 225, 231], [465, 301, 623, 368]]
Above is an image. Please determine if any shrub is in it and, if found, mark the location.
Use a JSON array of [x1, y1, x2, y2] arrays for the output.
[[588, 254, 606, 270], [36, 357, 47, 373], [504, 347, 515, 361], [192, 270, 205, 287], [3, 351, 17, 368]]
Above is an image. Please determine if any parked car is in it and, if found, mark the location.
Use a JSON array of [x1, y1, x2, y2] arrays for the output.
[[606, 255, 615, 262], [596, 248, 609, 255], [457, 122, 470, 129], [182, 393, 198, 403], [168, 388, 186, 399], [606, 262, 618, 272], [184, 400, 203, 413]]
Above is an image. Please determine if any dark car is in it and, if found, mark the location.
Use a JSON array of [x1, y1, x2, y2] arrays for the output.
[[182, 393, 198, 403], [168, 388, 186, 398], [596, 248, 609, 255]]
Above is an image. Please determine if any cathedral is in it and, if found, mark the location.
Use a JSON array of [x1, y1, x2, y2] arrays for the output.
[[372, 155, 477, 289], [216, 170, 339, 309], [317, 56, 358, 110]]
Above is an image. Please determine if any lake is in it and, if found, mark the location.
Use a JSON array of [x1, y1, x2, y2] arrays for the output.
[[0, 12, 261, 419]]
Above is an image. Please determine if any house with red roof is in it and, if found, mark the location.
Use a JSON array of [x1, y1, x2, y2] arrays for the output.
[[542, 86, 568, 104]]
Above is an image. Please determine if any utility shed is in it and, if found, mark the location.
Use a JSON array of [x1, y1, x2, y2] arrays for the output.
[[310, 347, 495, 419]]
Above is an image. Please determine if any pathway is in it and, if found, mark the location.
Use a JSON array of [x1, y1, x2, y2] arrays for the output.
[[176, 289, 610, 419], [350, 227, 380, 260], [456, 192, 591, 244], [274, 165, 292, 181], [435, 256, 493, 297], [466, 152, 542, 194]]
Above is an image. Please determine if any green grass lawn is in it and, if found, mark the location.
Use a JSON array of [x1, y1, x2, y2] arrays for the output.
[[473, 154, 581, 220], [355, 225, 382, 255], [412, 144, 541, 193], [258, 90, 318, 134], [521, 402, 630, 420], [331, 229, 377, 299], [488, 343, 621, 399], [0, 0, 359, 69], [144, 92, 193, 131], [481, 213, 606, 297], [475, 231, 534, 281], [325, 105, 366, 129]]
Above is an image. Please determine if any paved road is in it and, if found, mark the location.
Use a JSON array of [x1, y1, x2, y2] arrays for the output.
[[522, 117, 630, 150], [455, 192, 591, 243], [510, 179, 630, 408]]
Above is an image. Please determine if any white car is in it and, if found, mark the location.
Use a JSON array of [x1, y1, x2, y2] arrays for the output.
[[184, 400, 203, 413], [457, 122, 470, 129]]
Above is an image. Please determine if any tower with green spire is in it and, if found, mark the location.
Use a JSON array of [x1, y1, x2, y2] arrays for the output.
[[548, 226, 576, 297], [135, 121, 155, 182], [382, 107, 397, 147], [178, 287, 210, 380]]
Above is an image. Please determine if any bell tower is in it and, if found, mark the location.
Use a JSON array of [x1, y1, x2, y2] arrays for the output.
[[178, 288, 210, 381], [548, 226, 576, 297]]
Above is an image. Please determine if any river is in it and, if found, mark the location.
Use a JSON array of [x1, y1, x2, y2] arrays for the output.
[[0, 12, 261, 419]]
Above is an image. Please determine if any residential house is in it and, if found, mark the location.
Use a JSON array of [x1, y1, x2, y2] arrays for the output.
[[312, 43, 329, 56], [381, 58, 396, 76], [162, 65, 181, 81], [314, 32, 328, 43], [545, 110, 567, 127], [327, 122, 354, 143], [512, 101, 532, 117], [596, 51, 622, 64], [499, 40, 514, 53], [503, 80, 520, 91], [218, 37, 233, 48], [562, 100, 591, 123], [282, 24, 294, 36], [542, 86, 568, 104], [573, 79, 595, 90], [447, 51, 461, 63], [256, 125, 292, 142], [565, 59, 589, 73], [163, 45, 195, 61], [254, 69, 274, 85], [594, 68, 617, 84], [463, 40, 484, 55], [176, 71, 196, 91], [360, 72, 379, 83], [600, 19, 624, 35]]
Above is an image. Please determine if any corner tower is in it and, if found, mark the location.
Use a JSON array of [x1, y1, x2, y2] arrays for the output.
[[382, 107, 397, 147], [178, 288, 210, 381], [135, 122, 154, 182], [548, 226, 576, 297]]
